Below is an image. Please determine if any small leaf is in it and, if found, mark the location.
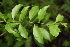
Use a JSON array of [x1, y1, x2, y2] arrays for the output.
[[33, 24, 43, 44], [0, 12, 6, 21], [18, 24, 28, 39], [29, 6, 39, 20], [13, 29, 20, 37], [61, 23, 67, 27], [38, 5, 50, 21], [61, 4, 69, 9], [17, 38, 22, 41], [42, 13, 51, 23], [19, 6, 30, 21], [62, 40, 70, 47], [12, 4, 23, 20], [48, 25, 61, 37], [9, 23, 19, 27], [39, 28, 51, 41], [5, 23, 14, 33], [47, 21, 55, 25], [56, 14, 64, 22]]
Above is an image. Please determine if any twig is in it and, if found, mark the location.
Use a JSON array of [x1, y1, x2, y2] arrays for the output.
[[39, 0, 70, 18], [0, 31, 7, 36], [0, 21, 4, 22]]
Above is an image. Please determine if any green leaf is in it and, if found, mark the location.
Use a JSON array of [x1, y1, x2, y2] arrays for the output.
[[61, 4, 69, 9], [9, 23, 19, 27], [18, 24, 28, 39], [47, 21, 55, 25], [33, 24, 43, 44], [0, 12, 6, 21], [12, 4, 23, 20], [29, 6, 39, 20], [19, 6, 30, 21], [48, 25, 61, 37], [42, 13, 51, 23], [38, 5, 50, 21], [39, 28, 51, 41], [56, 14, 64, 22], [61, 23, 67, 27], [7, 13, 12, 19], [5, 23, 14, 33], [13, 29, 20, 37], [62, 40, 70, 47], [17, 37, 22, 41]]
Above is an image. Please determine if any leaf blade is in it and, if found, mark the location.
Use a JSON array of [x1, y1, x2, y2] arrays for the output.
[[12, 4, 23, 20], [56, 14, 64, 22], [29, 6, 39, 20], [33, 24, 43, 44], [19, 6, 30, 21], [38, 5, 50, 21], [39, 28, 51, 41], [18, 24, 28, 39], [48, 25, 61, 37]]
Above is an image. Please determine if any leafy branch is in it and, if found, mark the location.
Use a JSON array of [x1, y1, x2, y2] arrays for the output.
[[0, 4, 67, 44]]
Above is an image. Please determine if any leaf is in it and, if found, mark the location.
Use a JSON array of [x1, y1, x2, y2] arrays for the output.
[[9, 23, 19, 27], [64, 6, 70, 11], [0, 12, 6, 21], [56, 14, 64, 22], [18, 24, 28, 39], [61, 4, 69, 9], [48, 25, 61, 37], [29, 6, 39, 20], [7, 13, 12, 19], [13, 29, 20, 37], [17, 38, 22, 41], [33, 24, 43, 44], [61, 23, 67, 27], [39, 28, 51, 41], [12, 4, 23, 20], [19, 6, 30, 21], [38, 5, 50, 21], [47, 21, 55, 25], [62, 40, 70, 47], [5, 23, 14, 33], [42, 13, 51, 23]]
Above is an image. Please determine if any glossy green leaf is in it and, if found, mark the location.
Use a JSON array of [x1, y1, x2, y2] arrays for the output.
[[12, 4, 23, 20], [39, 28, 51, 41], [38, 5, 50, 21], [0, 12, 6, 21], [5, 23, 14, 33], [56, 14, 64, 22], [29, 6, 39, 20], [19, 6, 30, 21], [48, 25, 61, 37], [33, 24, 43, 44], [18, 24, 28, 39], [61, 23, 67, 27]]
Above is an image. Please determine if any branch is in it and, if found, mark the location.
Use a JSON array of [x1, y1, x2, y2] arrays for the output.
[[39, 0, 70, 18], [0, 31, 7, 36]]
